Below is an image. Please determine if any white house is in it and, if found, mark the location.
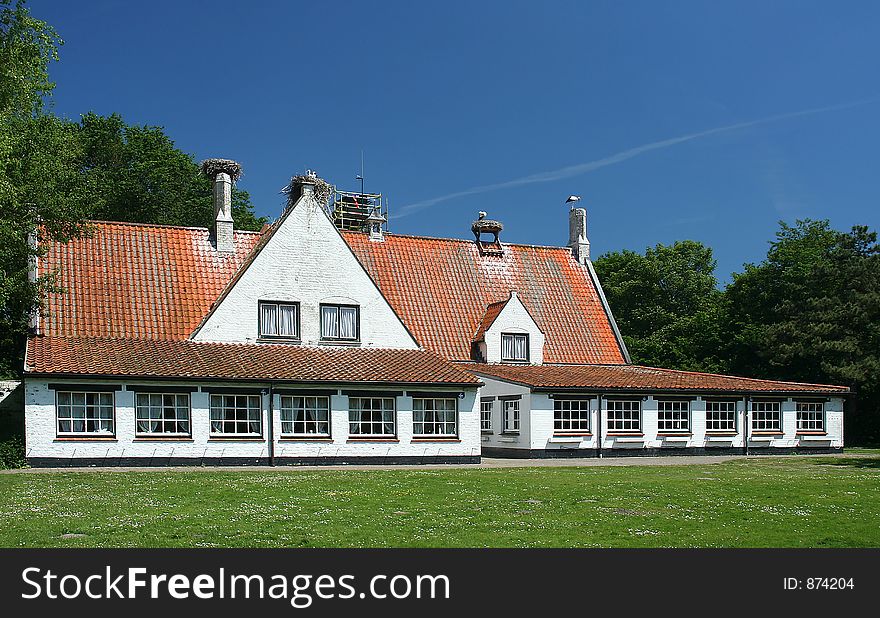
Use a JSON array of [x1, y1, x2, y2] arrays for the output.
[[22, 161, 848, 465]]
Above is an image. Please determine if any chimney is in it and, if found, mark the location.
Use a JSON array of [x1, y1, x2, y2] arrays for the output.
[[367, 208, 386, 241], [568, 206, 590, 264], [27, 222, 40, 335], [201, 158, 242, 253]]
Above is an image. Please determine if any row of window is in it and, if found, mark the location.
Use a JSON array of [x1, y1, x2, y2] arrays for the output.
[[478, 398, 827, 435], [259, 302, 360, 341], [263, 299, 532, 364], [55, 392, 458, 438]]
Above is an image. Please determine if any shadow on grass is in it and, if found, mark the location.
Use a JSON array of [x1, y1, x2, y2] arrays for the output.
[[813, 457, 880, 469]]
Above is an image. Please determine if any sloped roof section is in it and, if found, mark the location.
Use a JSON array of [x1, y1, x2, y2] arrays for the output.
[[39, 222, 262, 340], [26, 337, 480, 385], [464, 363, 850, 394], [342, 232, 626, 364], [473, 299, 508, 342]]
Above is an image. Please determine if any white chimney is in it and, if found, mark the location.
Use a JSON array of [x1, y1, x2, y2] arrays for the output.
[[27, 223, 40, 334], [568, 206, 590, 264], [201, 158, 242, 253]]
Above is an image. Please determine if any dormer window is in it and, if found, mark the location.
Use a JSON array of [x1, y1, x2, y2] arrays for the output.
[[501, 333, 529, 362], [259, 301, 299, 339], [321, 304, 360, 341]]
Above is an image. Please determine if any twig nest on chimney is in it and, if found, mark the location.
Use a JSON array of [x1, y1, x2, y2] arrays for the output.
[[471, 217, 503, 235], [283, 173, 333, 208], [200, 158, 242, 182]]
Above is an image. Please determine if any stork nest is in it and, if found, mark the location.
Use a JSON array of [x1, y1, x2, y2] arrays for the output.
[[471, 218, 504, 234], [200, 158, 242, 181], [283, 173, 333, 208]]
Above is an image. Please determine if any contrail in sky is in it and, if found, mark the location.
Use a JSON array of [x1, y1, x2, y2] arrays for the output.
[[392, 97, 878, 219]]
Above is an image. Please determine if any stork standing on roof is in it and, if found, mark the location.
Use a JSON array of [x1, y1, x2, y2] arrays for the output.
[[565, 195, 582, 208]]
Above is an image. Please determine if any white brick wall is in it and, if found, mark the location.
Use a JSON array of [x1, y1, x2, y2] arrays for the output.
[[25, 379, 480, 461], [194, 190, 417, 349], [476, 375, 845, 453]]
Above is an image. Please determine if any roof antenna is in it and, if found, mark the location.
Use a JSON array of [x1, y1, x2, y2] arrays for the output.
[[355, 149, 365, 194]]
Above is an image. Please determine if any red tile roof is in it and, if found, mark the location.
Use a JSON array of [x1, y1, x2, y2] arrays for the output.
[[464, 363, 850, 394], [473, 299, 508, 342], [26, 337, 480, 385], [39, 221, 262, 340], [342, 232, 625, 364]]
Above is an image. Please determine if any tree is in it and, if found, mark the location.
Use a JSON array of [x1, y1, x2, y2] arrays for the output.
[[77, 112, 264, 230], [0, 0, 86, 378], [724, 220, 880, 443], [594, 240, 727, 372], [0, 0, 59, 117]]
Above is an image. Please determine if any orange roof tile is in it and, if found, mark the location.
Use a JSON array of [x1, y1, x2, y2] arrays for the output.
[[27, 337, 480, 385], [342, 232, 626, 364], [464, 363, 850, 394], [39, 221, 261, 340]]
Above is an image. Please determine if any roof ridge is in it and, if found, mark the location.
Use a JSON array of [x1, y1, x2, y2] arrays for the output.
[[343, 230, 574, 251], [85, 220, 264, 234]]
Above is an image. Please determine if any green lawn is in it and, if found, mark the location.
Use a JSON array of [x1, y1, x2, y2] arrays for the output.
[[1, 453, 878, 548]]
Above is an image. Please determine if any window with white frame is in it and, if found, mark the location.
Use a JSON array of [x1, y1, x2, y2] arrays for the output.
[[280, 395, 330, 436], [705, 400, 737, 432], [502, 399, 520, 433], [136, 393, 190, 435], [657, 400, 690, 433], [553, 399, 591, 434], [321, 304, 359, 341], [259, 301, 299, 339], [209, 394, 262, 435], [606, 399, 641, 433], [349, 397, 395, 436], [501, 333, 529, 362], [413, 397, 457, 436], [56, 391, 114, 435], [796, 401, 825, 432], [751, 400, 781, 432], [480, 400, 493, 432]]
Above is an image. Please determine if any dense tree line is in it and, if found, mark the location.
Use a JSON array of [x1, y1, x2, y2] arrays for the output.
[[595, 221, 880, 444]]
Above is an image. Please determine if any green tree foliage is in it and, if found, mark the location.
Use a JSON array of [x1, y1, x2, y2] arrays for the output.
[[725, 220, 880, 442], [77, 112, 264, 230], [0, 0, 59, 117], [594, 240, 727, 372], [0, 1, 86, 378]]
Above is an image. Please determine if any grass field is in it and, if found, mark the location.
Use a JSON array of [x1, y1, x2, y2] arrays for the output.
[[1, 453, 878, 548]]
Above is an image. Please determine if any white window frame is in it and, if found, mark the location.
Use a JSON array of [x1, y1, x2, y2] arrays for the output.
[[502, 399, 520, 433], [56, 391, 115, 436], [209, 394, 263, 436], [501, 333, 529, 363], [348, 397, 396, 437], [606, 399, 641, 433], [795, 401, 825, 432], [320, 304, 360, 341], [258, 301, 300, 339], [135, 393, 191, 436], [553, 399, 591, 434], [705, 400, 737, 433], [280, 395, 330, 437], [657, 400, 690, 434], [480, 400, 493, 432], [413, 397, 458, 437], [751, 400, 782, 432]]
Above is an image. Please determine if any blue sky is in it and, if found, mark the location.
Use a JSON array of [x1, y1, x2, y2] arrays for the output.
[[36, 0, 880, 280]]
